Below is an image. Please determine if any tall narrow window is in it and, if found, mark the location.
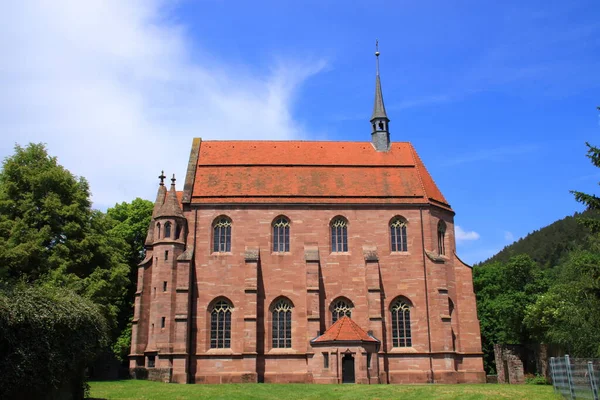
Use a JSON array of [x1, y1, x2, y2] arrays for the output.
[[271, 299, 293, 348], [390, 217, 408, 252], [164, 250, 168, 260], [161, 316, 166, 328], [391, 299, 412, 347], [164, 221, 172, 238], [156, 222, 161, 239], [323, 353, 329, 368], [210, 299, 232, 348], [163, 281, 167, 292], [331, 217, 348, 252], [437, 220, 446, 255], [331, 299, 353, 323], [213, 217, 232, 253], [175, 224, 182, 240], [272, 216, 290, 252]]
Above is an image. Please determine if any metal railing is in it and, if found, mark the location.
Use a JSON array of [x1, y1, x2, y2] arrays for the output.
[[550, 355, 600, 400]]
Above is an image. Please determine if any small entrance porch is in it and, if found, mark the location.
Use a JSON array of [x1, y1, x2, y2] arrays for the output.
[[310, 316, 381, 384]]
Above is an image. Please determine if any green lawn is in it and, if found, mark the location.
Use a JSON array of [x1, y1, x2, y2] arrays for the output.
[[89, 380, 560, 400]]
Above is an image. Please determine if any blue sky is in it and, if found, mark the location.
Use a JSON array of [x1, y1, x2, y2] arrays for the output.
[[1, 0, 599, 263]]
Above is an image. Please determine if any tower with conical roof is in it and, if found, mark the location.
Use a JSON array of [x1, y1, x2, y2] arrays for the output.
[[371, 40, 390, 151], [131, 172, 192, 381]]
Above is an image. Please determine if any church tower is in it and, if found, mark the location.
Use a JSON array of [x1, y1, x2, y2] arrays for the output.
[[371, 40, 390, 151]]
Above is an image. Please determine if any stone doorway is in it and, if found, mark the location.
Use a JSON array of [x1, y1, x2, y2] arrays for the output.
[[342, 353, 355, 383]]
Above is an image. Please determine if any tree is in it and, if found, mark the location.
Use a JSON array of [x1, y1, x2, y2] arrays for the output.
[[524, 249, 600, 357], [473, 255, 549, 373], [0, 143, 130, 335], [0, 285, 109, 400], [571, 142, 600, 233], [105, 198, 153, 360]]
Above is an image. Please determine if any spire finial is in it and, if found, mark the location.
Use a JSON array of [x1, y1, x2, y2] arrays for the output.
[[158, 170, 166, 186], [171, 174, 176, 186], [375, 39, 380, 76]]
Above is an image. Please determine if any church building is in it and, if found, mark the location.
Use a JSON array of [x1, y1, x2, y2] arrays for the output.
[[129, 48, 485, 384]]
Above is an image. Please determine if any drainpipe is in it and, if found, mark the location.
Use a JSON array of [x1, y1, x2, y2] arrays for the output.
[[419, 207, 434, 383]]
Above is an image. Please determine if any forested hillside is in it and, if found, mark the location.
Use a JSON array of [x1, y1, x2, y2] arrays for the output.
[[473, 209, 600, 374], [478, 209, 600, 268]]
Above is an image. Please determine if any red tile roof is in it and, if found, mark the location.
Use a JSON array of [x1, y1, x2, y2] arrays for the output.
[[190, 140, 450, 209], [312, 316, 379, 343]]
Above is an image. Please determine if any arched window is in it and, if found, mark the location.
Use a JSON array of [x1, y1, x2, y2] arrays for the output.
[[390, 217, 408, 252], [331, 217, 348, 253], [164, 221, 172, 238], [437, 220, 446, 255], [175, 223, 182, 240], [391, 299, 412, 347], [272, 216, 290, 252], [156, 222, 161, 239], [213, 216, 232, 253], [210, 299, 232, 348], [331, 299, 353, 323], [271, 298, 293, 348]]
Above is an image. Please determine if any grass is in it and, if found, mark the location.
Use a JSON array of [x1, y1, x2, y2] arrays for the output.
[[89, 380, 560, 400]]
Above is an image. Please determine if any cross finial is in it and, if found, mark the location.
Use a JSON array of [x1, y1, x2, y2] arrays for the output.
[[171, 174, 176, 186], [158, 170, 166, 186], [375, 39, 380, 76]]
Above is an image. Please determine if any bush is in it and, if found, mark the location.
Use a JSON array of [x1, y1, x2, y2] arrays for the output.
[[0, 285, 109, 400], [525, 373, 548, 385]]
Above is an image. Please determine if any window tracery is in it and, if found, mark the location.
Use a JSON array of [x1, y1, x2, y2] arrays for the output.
[[210, 299, 232, 348], [272, 216, 290, 252], [391, 299, 412, 347], [390, 217, 408, 252], [271, 299, 293, 348], [213, 217, 232, 253], [331, 217, 348, 252]]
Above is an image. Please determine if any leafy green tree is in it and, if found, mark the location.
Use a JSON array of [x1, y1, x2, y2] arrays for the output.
[[524, 249, 600, 357], [473, 255, 549, 373], [106, 198, 153, 360], [0, 285, 109, 400], [0, 143, 130, 334]]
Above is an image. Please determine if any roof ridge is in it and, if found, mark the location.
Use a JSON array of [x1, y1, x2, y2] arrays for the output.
[[200, 140, 413, 144]]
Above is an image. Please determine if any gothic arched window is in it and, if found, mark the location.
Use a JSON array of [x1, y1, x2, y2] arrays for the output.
[[271, 298, 293, 348], [156, 222, 161, 239], [213, 216, 232, 253], [331, 299, 353, 323], [164, 221, 172, 238], [210, 299, 232, 349], [175, 223, 182, 240], [390, 217, 408, 252], [331, 217, 348, 253], [272, 216, 290, 252], [437, 220, 446, 255], [391, 299, 412, 347]]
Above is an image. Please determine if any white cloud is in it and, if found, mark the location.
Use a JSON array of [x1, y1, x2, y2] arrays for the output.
[[504, 231, 515, 242], [0, 0, 326, 209], [455, 225, 480, 243]]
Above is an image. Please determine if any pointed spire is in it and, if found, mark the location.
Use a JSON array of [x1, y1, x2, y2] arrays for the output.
[[156, 174, 185, 219], [144, 171, 169, 246], [371, 40, 389, 122], [370, 40, 391, 152]]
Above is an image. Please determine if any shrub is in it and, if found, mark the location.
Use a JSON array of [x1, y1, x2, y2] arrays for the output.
[[0, 285, 109, 400], [525, 373, 548, 385]]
